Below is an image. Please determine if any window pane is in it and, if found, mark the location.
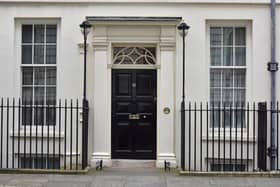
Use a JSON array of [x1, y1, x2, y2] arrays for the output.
[[235, 47, 246, 66], [22, 45, 32, 64], [210, 110, 220, 128], [234, 70, 246, 87], [22, 87, 33, 105], [210, 88, 221, 106], [46, 25, 57, 43], [20, 157, 32, 168], [222, 69, 233, 87], [46, 87, 56, 105], [235, 108, 245, 128], [22, 67, 33, 85], [222, 88, 233, 106], [210, 27, 222, 45], [210, 69, 221, 87], [210, 47, 221, 66], [34, 157, 46, 169], [34, 24, 45, 43], [46, 45, 56, 64], [22, 25, 32, 43], [34, 45, 44, 64], [223, 47, 233, 66], [46, 107, 56, 126], [46, 68, 56, 85], [34, 87, 45, 105], [223, 27, 233, 45], [235, 27, 246, 45], [34, 105, 44, 126], [224, 109, 233, 128], [234, 89, 245, 105], [34, 67, 45, 85], [22, 106, 32, 126]]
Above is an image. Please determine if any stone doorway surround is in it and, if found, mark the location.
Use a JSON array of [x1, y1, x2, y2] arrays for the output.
[[87, 17, 181, 168]]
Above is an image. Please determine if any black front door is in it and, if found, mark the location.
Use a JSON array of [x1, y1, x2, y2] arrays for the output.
[[112, 69, 157, 159]]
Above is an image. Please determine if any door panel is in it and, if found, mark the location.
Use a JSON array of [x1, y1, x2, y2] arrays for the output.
[[112, 69, 157, 159]]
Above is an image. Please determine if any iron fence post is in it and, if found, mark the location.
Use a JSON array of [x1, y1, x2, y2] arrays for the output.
[[82, 98, 89, 169]]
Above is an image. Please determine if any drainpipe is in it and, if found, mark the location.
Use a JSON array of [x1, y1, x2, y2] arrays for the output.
[[268, 0, 278, 170]]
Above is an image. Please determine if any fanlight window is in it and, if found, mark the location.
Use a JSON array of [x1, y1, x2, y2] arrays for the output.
[[113, 46, 156, 65]]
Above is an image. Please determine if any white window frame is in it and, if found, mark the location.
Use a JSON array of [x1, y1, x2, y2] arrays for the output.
[[15, 19, 60, 130], [206, 20, 252, 134]]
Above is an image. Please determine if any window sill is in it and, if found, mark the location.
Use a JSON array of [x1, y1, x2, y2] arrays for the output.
[[202, 135, 255, 142], [10, 131, 65, 138]]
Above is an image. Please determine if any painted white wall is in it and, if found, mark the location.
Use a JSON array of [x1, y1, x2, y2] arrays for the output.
[[0, 2, 279, 169]]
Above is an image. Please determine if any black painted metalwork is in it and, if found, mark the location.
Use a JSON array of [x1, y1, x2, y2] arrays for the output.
[[0, 98, 83, 170], [177, 21, 190, 171], [258, 102, 267, 171], [80, 20, 92, 170], [164, 160, 171, 172], [181, 102, 279, 172]]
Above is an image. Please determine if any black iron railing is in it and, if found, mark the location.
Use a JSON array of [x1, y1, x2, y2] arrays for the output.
[[181, 102, 279, 172], [0, 98, 87, 170]]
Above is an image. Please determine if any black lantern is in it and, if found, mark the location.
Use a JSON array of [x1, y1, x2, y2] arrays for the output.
[[177, 20, 190, 171]]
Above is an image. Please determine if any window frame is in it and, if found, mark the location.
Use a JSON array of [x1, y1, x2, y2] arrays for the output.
[[206, 20, 252, 132], [17, 19, 60, 128]]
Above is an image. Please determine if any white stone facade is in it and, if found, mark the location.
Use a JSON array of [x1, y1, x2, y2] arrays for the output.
[[0, 0, 279, 169]]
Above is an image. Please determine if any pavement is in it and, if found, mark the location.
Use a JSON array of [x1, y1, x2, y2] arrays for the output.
[[0, 168, 279, 187]]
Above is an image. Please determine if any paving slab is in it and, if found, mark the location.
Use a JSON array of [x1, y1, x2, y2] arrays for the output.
[[0, 168, 279, 187]]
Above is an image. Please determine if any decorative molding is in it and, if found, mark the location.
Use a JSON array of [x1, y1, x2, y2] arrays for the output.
[[107, 64, 160, 69], [92, 42, 109, 51], [159, 41, 176, 51]]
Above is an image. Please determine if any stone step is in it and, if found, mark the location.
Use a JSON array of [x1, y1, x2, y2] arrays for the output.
[[112, 159, 156, 168]]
